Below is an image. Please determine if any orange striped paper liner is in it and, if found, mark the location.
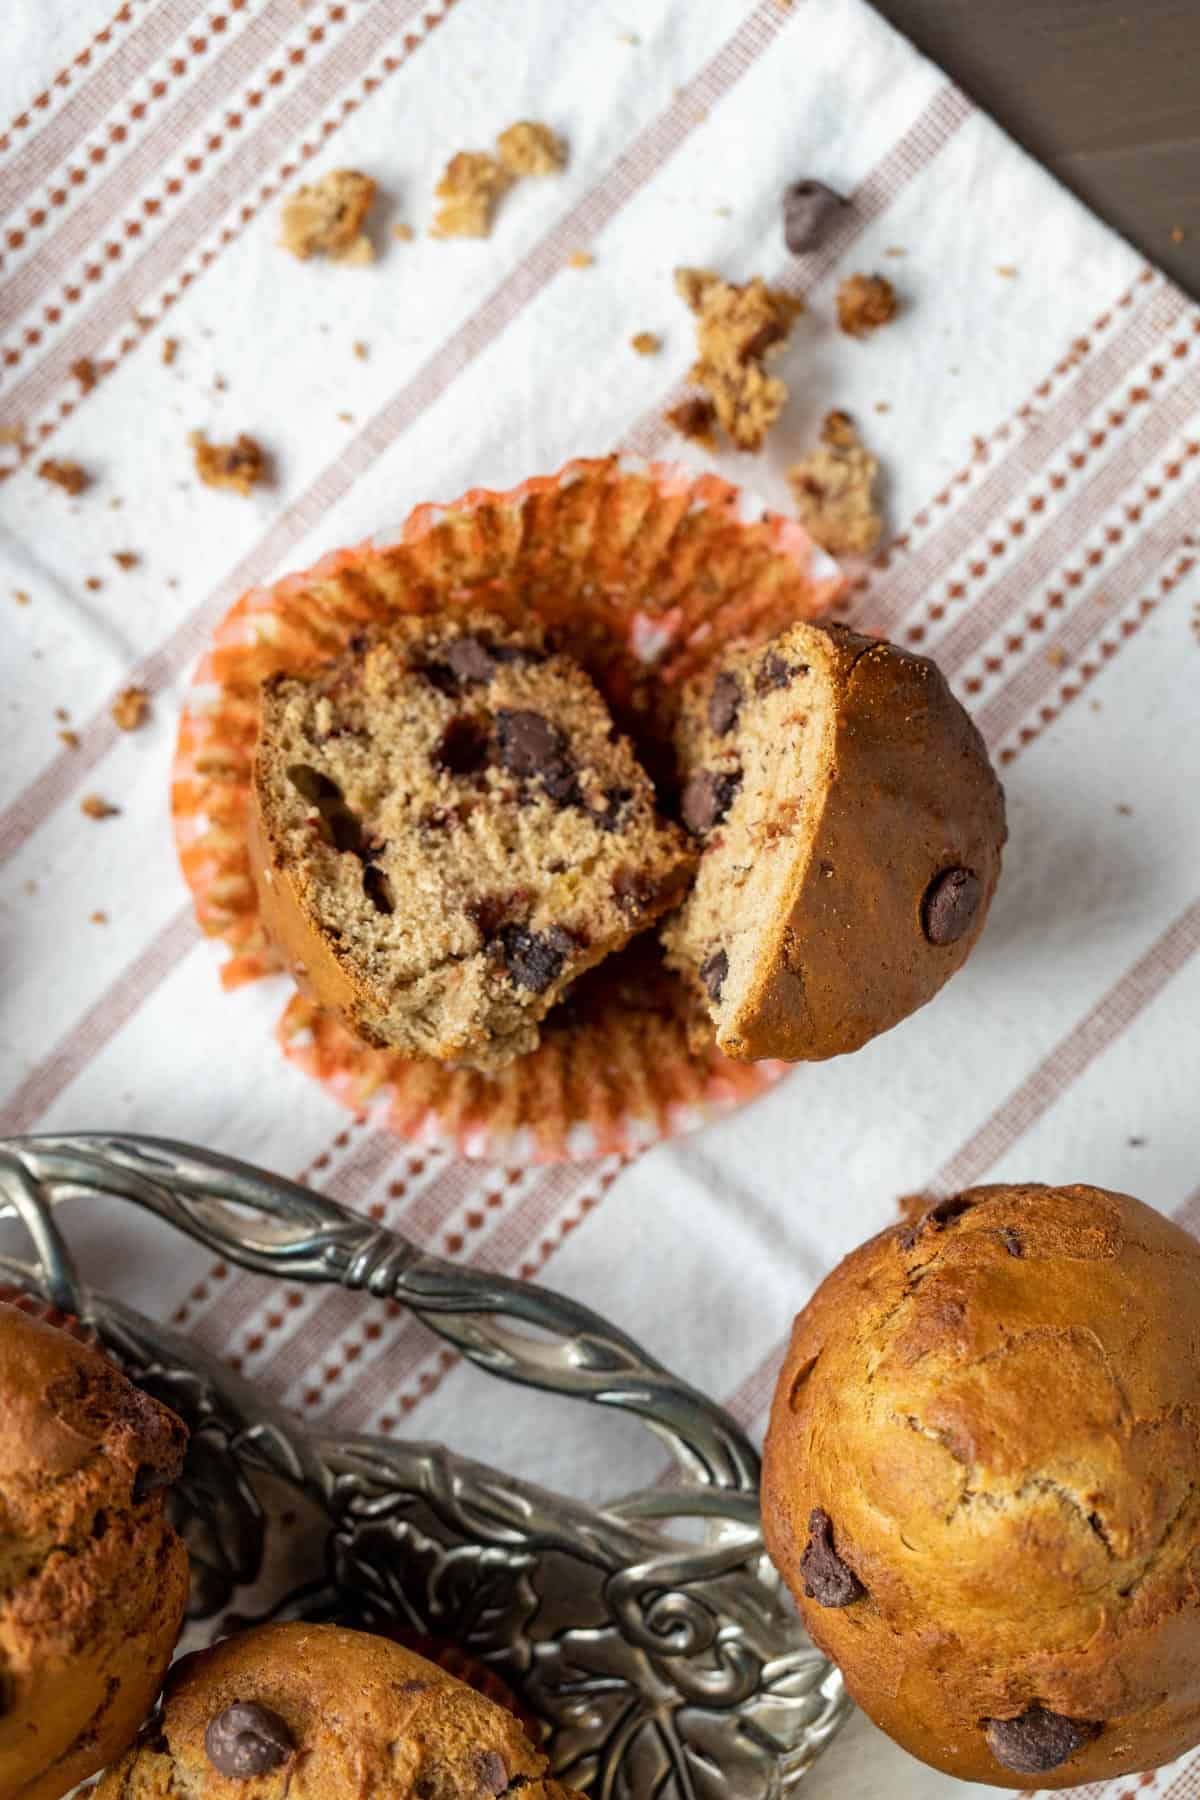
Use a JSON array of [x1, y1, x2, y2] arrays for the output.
[[172, 455, 845, 1161]]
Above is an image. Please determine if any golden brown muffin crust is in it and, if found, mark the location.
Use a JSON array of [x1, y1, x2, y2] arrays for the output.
[[95, 1622, 586, 1798], [762, 1183, 1200, 1787], [0, 1301, 189, 1800]]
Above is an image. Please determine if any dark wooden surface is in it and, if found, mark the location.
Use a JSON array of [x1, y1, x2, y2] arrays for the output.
[[870, 0, 1199, 298]]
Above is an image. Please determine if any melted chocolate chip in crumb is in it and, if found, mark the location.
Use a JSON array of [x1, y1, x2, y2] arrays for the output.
[[922, 866, 983, 945], [756, 649, 797, 694], [682, 769, 741, 836], [783, 179, 849, 254], [700, 948, 728, 1001], [899, 1193, 975, 1251], [495, 709, 578, 803], [474, 1749, 510, 1795], [708, 670, 742, 736], [984, 1706, 1101, 1774], [500, 924, 574, 993], [445, 635, 500, 685], [434, 715, 492, 776], [204, 1702, 295, 1778], [800, 1507, 864, 1607]]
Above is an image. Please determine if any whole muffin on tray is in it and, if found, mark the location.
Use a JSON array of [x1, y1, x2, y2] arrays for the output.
[[250, 614, 693, 1073], [762, 1182, 1200, 1788], [0, 1299, 189, 1800], [96, 1621, 586, 1798], [661, 618, 1007, 1061]]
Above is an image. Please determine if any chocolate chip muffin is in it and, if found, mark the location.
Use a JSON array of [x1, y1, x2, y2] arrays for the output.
[[0, 1300, 189, 1800], [660, 620, 1006, 1061], [762, 1183, 1200, 1788], [250, 616, 693, 1071], [95, 1622, 586, 1798]]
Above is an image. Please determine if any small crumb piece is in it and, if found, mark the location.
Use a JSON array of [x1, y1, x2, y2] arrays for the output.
[[71, 357, 97, 393], [673, 265, 803, 450], [81, 794, 120, 820], [353, 340, 368, 359], [666, 395, 718, 450], [782, 179, 847, 255], [567, 248, 593, 268], [874, 401, 891, 413], [58, 729, 81, 749], [631, 331, 661, 355], [162, 337, 179, 366], [430, 151, 510, 239], [55, 708, 69, 721], [213, 374, 228, 392], [884, 246, 907, 257], [280, 168, 377, 263], [1045, 645, 1067, 668], [1129, 1134, 1146, 1146], [190, 430, 268, 496], [836, 272, 898, 339], [496, 120, 566, 177], [111, 686, 150, 731], [616, 30, 641, 44], [37, 457, 90, 495], [90, 910, 108, 925], [112, 550, 138, 571], [392, 222, 414, 241], [337, 411, 354, 423], [786, 410, 883, 557], [1171, 226, 1186, 245], [0, 423, 25, 447], [13, 589, 30, 606], [1116, 803, 1134, 817], [84, 577, 104, 592], [995, 264, 1018, 278]]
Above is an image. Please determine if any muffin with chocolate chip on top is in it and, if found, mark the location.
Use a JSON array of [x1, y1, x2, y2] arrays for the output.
[[250, 615, 693, 1072], [763, 1182, 1200, 1788], [0, 1298, 189, 1800], [661, 618, 1006, 1061], [95, 1622, 587, 1798]]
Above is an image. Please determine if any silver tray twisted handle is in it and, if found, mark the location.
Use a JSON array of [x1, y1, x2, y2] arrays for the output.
[[0, 1133, 848, 1798]]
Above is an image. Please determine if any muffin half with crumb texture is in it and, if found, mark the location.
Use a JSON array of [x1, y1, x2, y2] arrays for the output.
[[661, 620, 1005, 1061], [95, 1621, 586, 1798], [251, 616, 693, 1071]]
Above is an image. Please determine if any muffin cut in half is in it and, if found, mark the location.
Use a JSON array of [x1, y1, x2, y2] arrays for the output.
[[661, 620, 1006, 1061], [251, 616, 694, 1071]]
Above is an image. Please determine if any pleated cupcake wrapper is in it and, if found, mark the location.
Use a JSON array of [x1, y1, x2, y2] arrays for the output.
[[173, 456, 844, 1162]]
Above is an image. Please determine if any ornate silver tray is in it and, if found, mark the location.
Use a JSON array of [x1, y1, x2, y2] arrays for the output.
[[0, 1133, 847, 1798]]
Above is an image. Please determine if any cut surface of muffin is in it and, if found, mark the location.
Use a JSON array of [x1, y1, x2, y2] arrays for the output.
[[661, 621, 1006, 1061], [252, 616, 694, 1071]]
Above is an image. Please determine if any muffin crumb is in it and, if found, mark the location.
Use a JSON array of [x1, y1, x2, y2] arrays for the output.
[[496, 120, 566, 177], [112, 550, 138, 571], [431, 151, 511, 238], [567, 248, 593, 268], [836, 272, 898, 339], [673, 266, 803, 450], [37, 457, 90, 495], [631, 331, 661, 355], [162, 337, 179, 366], [59, 729, 81, 749], [111, 687, 150, 731], [353, 340, 369, 360], [13, 588, 31, 606], [666, 394, 718, 449], [392, 222, 414, 241], [786, 411, 883, 556], [90, 909, 108, 924], [81, 794, 120, 820], [190, 430, 268, 496], [280, 169, 377, 263]]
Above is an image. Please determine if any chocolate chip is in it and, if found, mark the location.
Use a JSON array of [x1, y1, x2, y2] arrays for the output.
[[800, 1508, 864, 1608], [755, 649, 796, 694], [1000, 1226, 1024, 1258], [708, 671, 742, 736], [589, 785, 633, 832], [474, 1749, 509, 1795], [783, 179, 849, 255], [495, 709, 578, 804], [287, 763, 342, 804], [922, 866, 983, 946], [984, 1706, 1100, 1774], [700, 948, 728, 1001], [204, 1702, 295, 1778], [499, 924, 574, 993], [445, 635, 500, 685], [434, 715, 491, 776], [681, 769, 741, 836], [899, 1194, 975, 1251], [132, 1462, 173, 1504]]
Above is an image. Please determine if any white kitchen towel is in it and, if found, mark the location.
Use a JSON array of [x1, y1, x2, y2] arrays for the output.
[[2, 2, 1199, 1796]]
